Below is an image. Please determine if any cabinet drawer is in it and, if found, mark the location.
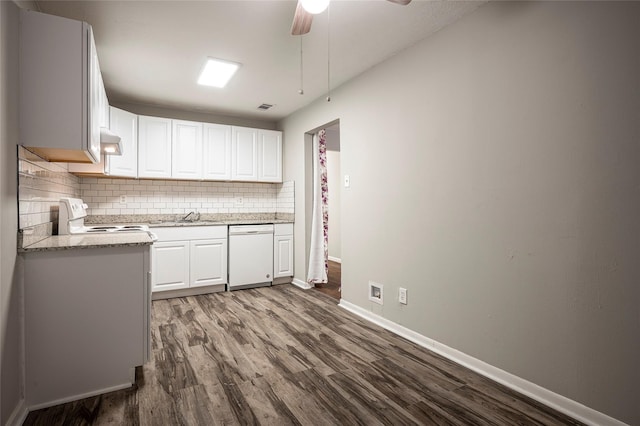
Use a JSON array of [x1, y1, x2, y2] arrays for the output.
[[274, 223, 293, 236], [153, 225, 227, 241]]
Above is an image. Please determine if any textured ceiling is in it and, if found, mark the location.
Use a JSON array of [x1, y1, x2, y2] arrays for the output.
[[34, 0, 486, 121]]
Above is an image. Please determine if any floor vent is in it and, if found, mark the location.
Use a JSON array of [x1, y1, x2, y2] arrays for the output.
[[257, 103, 274, 111]]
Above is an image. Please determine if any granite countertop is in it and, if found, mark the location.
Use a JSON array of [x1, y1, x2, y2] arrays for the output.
[[19, 232, 153, 253], [86, 213, 294, 226], [19, 213, 293, 253], [148, 219, 293, 228]]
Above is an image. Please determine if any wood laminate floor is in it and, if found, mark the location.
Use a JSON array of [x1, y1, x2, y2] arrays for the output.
[[25, 284, 583, 426], [313, 260, 341, 300]]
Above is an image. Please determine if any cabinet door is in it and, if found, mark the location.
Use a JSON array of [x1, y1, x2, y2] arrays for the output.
[[98, 77, 109, 128], [274, 235, 293, 278], [203, 124, 232, 180], [138, 115, 172, 178], [19, 11, 99, 163], [106, 107, 137, 178], [231, 126, 258, 181], [190, 239, 228, 287], [172, 120, 203, 180], [257, 130, 282, 182], [88, 26, 101, 162], [152, 241, 189, 292]]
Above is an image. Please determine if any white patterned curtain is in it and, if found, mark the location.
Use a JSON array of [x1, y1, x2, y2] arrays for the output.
[[307, 129, 329, 284]]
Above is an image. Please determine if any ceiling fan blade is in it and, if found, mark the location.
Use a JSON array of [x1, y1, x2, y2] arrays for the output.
[[291, 1, 313, 36], [387, 0, 412, 5]]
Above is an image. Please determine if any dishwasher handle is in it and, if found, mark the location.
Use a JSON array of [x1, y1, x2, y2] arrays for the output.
[[230, 230, 272, 235], [228, 224, 274, 235]]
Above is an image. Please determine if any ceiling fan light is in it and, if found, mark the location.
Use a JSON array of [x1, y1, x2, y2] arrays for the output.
[[300, 0, 329, 15]]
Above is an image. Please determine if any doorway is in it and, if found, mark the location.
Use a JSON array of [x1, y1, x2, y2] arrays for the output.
[[309, 123, 341, 300]]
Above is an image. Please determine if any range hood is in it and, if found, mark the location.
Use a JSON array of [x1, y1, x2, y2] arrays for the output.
[[100, 127, 122, 155]]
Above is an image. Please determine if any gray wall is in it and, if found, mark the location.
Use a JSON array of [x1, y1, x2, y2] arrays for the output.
[[1, 0, 23, 423], [279, 2, 640, 424]]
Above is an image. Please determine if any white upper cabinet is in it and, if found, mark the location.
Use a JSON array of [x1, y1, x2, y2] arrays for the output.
[[231, 127, 282, 182], [203, 124, 232, 181], [172, 120, 203, 180], [257, 130, 283, 183], [20, 9, 101, 163], [138, 115, 172, 178], [106, 107, 138, 178], [69, 104, 282, 182], [89, 32, 101, 159], [98, 77, 110, 129], [231, 127, 259, 181]]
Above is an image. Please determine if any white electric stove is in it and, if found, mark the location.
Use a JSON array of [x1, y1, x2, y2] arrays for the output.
[[58, 197, 152, 237]]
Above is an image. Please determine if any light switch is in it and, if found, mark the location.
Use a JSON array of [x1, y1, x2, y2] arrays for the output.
[[344, 174, 350, 188]]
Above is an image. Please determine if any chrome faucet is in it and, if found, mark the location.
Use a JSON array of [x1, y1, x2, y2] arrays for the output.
[[182, 211, 200, 222]]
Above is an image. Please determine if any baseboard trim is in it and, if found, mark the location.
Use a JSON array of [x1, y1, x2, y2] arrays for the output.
[[328, 256, 342, 264], [338, 300, 627, 426], [6, 398, 28, 426], [291, 278, 312, 289], [28, 382, 134, 412]]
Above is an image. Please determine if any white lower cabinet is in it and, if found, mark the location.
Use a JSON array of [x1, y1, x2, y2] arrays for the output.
[[152, 226, 227, 298], [152, 240, 190, 292], [274, 223, 294, 280], [190, 239, 227, 287]]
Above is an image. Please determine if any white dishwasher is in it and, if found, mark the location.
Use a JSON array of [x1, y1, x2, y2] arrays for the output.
[[228, 224, 274, 290]]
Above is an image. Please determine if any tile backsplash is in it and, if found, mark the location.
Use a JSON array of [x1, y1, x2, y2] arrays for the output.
[[18, 146, 81, 229], [18, 147, 81, 243], [276, 180, 294, 214], [80, 178, 294, 216], [18, 147, 294, 245]]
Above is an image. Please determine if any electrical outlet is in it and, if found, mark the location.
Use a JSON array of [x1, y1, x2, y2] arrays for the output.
[[235, 196, 244, 205], [399, 287, 408, 305], [368, 281, 383, 305], [119, 195, 127, 204]]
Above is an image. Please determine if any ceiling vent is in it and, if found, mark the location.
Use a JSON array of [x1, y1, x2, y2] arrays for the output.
[[257, 103, 274, 111]]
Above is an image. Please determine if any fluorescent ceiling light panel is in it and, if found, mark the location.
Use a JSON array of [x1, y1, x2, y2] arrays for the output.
[[197, 58, 240, 88]]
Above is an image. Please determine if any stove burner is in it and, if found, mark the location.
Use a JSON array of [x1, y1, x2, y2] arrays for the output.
[[73, 224, 151, 234]]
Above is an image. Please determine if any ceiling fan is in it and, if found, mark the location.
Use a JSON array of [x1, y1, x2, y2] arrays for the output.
[[291, 0, 412, 35]]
